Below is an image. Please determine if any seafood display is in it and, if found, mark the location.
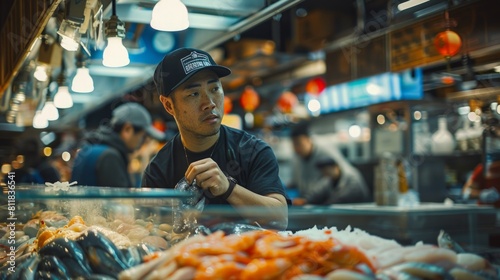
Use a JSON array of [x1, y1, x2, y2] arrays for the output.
[[117, 226, 500, 280], [1, 185, 499, 279], [3, 229, 154, 279], [0, 210, 185, 279]]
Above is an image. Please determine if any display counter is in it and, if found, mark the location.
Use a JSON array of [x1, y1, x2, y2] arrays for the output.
[[2, 186, 500, 279], [287, 203, 500, 248]]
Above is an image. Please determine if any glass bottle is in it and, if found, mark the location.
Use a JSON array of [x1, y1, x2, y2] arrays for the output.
[[413, 111, 431, 154], [431, 116, 455, 154], [468, 120, 483, 152], [374, 152, 399, 206], [455, 118, 470, 152]]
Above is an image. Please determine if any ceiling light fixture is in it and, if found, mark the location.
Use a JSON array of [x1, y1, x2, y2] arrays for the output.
[[57, 0, 87, 51], [41, 80, 59, 121], [58, 20, 81, 51], [397, 0, 430, 11], [494, 65, 500, 73], [103, 0, 130, 67], [54, 63, 73, 109], [33, 110, 49, 129], [34, 65, 49, 82], [54, 85, 73, 109], [42, 100, 59, 121], [72, 51, 94, 93], [150, 0, 189, 31]]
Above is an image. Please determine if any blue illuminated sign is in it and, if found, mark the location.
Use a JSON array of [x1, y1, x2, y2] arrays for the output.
[[307, 68, 423, 114]]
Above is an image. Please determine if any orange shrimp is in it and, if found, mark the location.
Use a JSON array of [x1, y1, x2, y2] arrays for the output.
[[324, 243, 376, 273], [176, 231, 255, 267], [240, 258, 292, 280], [36, 229, 56, 250], [67, 215, 85, 227], [194, 256, 246, 280], [252, 234, 305, 259]]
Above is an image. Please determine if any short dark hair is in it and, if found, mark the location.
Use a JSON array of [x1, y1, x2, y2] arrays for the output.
[[290, 121, 310, 138], [112, 122, 144, 134]]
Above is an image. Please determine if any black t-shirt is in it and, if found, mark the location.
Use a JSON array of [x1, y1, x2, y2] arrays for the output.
[[142, 125, 290, 206]]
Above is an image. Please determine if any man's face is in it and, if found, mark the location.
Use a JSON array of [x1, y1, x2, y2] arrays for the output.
[[121, 123, 146, 151], [292, 135, 312, 158], [160, 70, 224, 139]]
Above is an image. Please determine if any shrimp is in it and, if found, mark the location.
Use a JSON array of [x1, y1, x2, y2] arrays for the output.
[[176, 231, 257, 267], [36, 229, 56, 250], [240, 258, 292, 280], [67, 215, 85, 227], [325, 243, 376, 273], [194, 256, 246, 280], [252, 234, 306, 258]]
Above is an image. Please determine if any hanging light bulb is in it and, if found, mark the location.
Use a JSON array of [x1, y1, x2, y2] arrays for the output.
[[60, 36, 80, 51], [33, 110, 49, 129], [103, 0, 129, 67], [151, 0, 189, 31], [54, 62, 73, 108], [72, 50, 94, 93], [72, 67, 94, 93], [41, 101, 59, 121], [34, 65, 48, 81], [54, 86, 73, 108], [103, 37, 129, 67]]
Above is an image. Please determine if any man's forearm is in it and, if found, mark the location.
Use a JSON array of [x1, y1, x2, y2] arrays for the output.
[[227, 184, 288, 230]]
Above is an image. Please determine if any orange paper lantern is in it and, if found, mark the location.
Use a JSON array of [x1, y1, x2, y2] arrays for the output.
[[434, 30, 462, 57], [277, 91, 298, 113], [240, 86, 260, 112], [153, 119, 166, 132], [306, 77, 326, 96], [223, 96, 233, 114]]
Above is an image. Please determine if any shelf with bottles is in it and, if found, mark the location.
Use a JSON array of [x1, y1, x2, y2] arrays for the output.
[[409, 100, 487, 157]]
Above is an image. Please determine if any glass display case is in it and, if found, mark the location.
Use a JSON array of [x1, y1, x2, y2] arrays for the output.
[[1, 184, 499, 279]]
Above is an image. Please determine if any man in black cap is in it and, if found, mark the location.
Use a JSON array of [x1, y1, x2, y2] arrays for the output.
[[142, 48, 289, 230], [71, 102, 164, 187]]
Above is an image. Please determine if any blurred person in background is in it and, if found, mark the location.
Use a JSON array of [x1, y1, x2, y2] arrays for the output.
[[312, 157, 370, 204], [8, 137, 60, 184], [462, 160, 500, 207], [289, 121, 369, 205], [71, 102, 164, 187]]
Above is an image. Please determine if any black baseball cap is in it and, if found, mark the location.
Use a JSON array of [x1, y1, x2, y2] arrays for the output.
[[153, 48, 231, 96]]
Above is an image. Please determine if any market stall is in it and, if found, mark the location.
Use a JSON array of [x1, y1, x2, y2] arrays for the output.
[[1, 185, 499, 279]]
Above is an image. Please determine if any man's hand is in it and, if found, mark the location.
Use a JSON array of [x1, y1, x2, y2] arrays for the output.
[[185, 158, 229, 197]]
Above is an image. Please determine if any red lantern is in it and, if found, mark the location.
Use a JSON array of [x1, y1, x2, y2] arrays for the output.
[[434, 30, 462, 57], [306, 77, 326, 96], [153, 119, 166, 132], [277, 91, 298, 113], [223, 96, 233, 114], [240, 86, 260, 112]]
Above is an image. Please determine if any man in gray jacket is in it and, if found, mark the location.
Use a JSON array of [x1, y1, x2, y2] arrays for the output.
[[289, 121, 370, 205], [71, 103, 164, 187]]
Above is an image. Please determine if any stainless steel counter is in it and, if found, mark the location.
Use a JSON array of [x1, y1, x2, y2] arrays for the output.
[[287, 203, 500, 249]]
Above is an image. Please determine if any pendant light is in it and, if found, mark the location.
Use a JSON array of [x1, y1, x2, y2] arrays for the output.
[[103, 0, 130, 67], [34, 65, 49, 82], [72, 51, 94, 93], [33, 110, 49, 129], [150, 0, 189, 31], [54, 62, 73, 109], [41, 93, 59, 121]]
